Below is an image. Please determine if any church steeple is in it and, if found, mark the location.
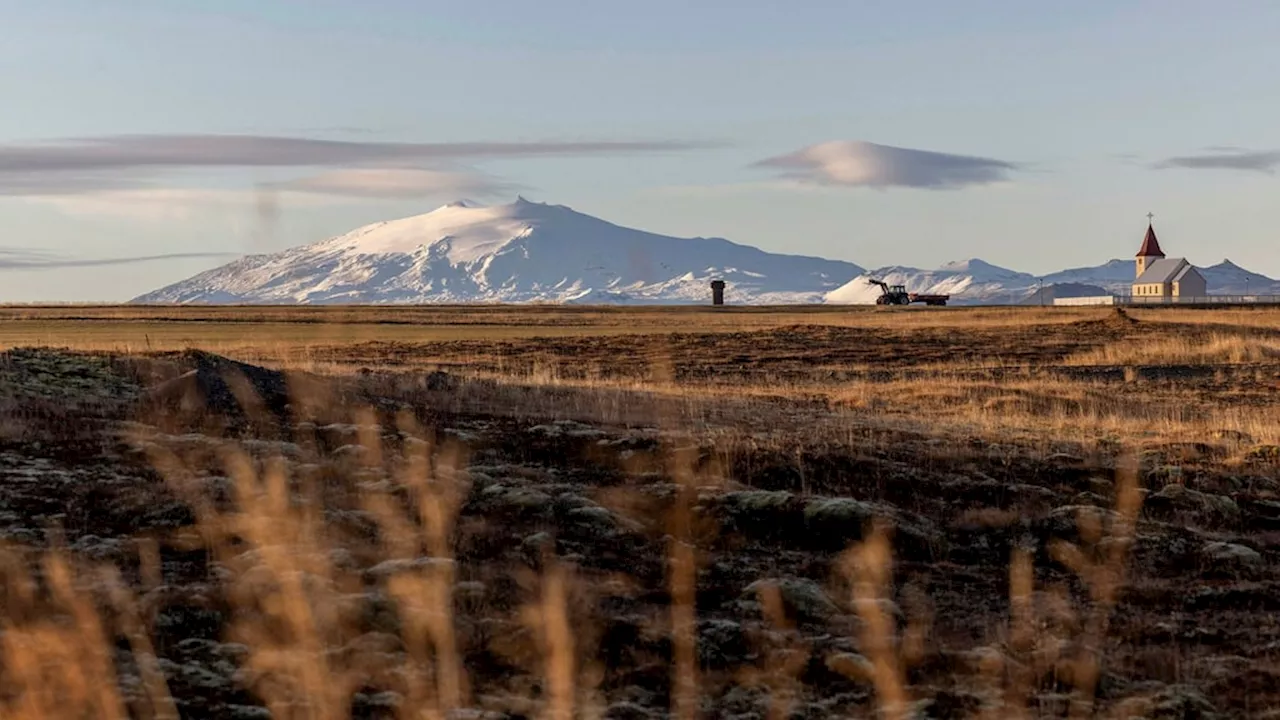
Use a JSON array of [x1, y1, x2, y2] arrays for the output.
[[1136, 213, 1165, 278]]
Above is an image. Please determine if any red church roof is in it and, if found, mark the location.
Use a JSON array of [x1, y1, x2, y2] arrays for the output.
[[1136, 223, 1165, 258]]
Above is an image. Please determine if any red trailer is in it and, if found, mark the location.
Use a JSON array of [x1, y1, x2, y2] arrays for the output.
[[907, 292, 949, 306]]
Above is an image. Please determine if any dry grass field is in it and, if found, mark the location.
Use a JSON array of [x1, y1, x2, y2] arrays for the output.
[[0, 303, 1277, 718]]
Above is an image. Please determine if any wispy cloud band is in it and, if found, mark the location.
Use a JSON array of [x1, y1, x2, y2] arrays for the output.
[[1154, 148, 1280, 173], [0, 248, 237, 270], [0, 133, 719, 199], [0, 134, 715, 173], [266, 167, 517, 200]]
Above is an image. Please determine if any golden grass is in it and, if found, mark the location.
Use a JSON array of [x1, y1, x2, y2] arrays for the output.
[[1064, 332, 1280, 366], [842, 523, 911, 719], [137, 414, 482, 719], [1128, 306, 1280, 329], [0, 402, 1161, 719], [0, 304, 1277, 716], [0, 320, 686, 357], [832, 375, 1280, 447], [0, 305, 1142, 356], [365, 357, 1280, 451]]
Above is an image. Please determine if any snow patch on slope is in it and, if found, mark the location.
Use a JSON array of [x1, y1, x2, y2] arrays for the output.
[[825, 259, 1037, 305]]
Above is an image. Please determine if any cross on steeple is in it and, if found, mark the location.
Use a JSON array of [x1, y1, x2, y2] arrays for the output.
[[1147, 212, 1155, 223]]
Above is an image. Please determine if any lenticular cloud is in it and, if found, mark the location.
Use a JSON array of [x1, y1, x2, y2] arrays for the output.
[[755, 140, 1018, 189]]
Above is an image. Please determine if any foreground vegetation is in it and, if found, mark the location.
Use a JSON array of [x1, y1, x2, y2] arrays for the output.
[[0, 304, 1277, 718]]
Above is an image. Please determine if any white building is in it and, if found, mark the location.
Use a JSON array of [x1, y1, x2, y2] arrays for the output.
[[1132, 221, 1206, 299]]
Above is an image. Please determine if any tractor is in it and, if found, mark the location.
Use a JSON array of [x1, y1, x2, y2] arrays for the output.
[[867, 278, 949, 306]]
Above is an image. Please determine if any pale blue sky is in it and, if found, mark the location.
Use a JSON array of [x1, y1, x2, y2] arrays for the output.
[[1, 1, 1278, 301]]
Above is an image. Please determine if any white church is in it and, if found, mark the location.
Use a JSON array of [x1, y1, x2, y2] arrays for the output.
[[1131, 218, 1206, 299], [1056, 217, 1207, 306]]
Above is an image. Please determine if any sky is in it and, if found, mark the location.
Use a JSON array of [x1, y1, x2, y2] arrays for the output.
[[2, 0, 1279, 301]]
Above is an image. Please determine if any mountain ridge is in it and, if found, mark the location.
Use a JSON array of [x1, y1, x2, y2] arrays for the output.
[[134, 198, 864, 305], [135, 199, 1280, 305], [825, 257, 1280, 305]]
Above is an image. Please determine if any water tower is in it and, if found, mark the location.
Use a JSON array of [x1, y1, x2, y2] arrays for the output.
[[710, 280, 726, 306]]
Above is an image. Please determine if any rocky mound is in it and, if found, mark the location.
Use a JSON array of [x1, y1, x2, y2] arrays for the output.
[[142, 350, 304, 434]]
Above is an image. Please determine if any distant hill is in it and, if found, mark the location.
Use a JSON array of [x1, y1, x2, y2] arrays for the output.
[[1198, 260, 1280, 295]]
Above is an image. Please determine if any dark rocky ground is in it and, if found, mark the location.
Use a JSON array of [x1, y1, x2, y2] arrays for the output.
[[0, 346, 1277, 719]]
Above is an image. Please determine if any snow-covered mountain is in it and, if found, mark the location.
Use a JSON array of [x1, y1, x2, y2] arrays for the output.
[[1020, 283, 1111, 306], [825, 257, 1280, 305], [134, 198, 863, 305], [136, 199, 1279, 306], [1041, 259, 1136, 289]]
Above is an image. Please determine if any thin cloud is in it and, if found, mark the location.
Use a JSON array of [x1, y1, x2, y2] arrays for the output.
[[0, 248, 237, 270], [753, 140, 1019, 189], [25, 188, 304, 222], [0, 133, 716, 198], [0, 248, 60, 263], [0, 172, 145, 196], [270, 167, 517, 200], [25, 174, 509, 224], [1153, 148, 1280, 173], [0, 134, 716, 175]]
